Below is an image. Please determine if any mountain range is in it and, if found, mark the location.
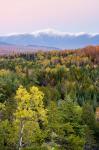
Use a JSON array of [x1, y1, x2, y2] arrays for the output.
[[0, 29, 99, 49]]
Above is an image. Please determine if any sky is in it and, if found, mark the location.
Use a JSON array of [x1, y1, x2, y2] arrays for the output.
[[0, 0, 99, 35]]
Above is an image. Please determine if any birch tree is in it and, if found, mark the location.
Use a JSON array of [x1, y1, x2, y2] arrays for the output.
[[14, 85, 47, 150]]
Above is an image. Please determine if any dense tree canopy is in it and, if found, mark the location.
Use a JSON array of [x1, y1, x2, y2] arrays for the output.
[[0, 47, 99, 149]]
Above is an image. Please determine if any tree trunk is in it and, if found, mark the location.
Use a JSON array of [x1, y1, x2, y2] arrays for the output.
[[18, 121, 24, 150]]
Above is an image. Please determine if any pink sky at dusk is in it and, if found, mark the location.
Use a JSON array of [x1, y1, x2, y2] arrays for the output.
[[0, 0, 99, 34]]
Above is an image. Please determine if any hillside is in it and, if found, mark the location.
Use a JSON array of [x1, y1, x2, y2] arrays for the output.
[[0, 46, 99, 149]]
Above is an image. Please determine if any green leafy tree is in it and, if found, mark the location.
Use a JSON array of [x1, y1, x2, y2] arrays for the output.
[[13, 85, 47, 150]]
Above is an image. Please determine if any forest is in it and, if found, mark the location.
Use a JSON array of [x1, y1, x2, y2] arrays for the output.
[[0, 46, 99, 150]]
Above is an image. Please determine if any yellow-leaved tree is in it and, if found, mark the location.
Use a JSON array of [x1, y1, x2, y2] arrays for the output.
[[14, 85, 47, 150]]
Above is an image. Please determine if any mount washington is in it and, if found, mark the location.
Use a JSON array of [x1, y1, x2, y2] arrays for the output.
[[0, 29, 99, 49]]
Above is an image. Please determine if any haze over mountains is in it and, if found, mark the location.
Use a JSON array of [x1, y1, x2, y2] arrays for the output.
[[0, 29, 99, 49]]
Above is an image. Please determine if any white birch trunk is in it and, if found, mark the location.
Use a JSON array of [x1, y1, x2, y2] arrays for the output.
[[18, 121, 24, 150]]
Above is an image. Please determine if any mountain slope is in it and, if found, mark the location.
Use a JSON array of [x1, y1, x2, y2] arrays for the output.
[[0, 29, 99, 49]]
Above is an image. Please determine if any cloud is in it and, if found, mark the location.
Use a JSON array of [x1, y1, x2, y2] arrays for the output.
[[31, 29, 99, 37], [1, 28, 99, 39]]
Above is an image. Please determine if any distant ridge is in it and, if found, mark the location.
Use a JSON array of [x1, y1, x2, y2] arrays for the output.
[[0, 29, 99, 49], [0, 44, 59, 56]]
